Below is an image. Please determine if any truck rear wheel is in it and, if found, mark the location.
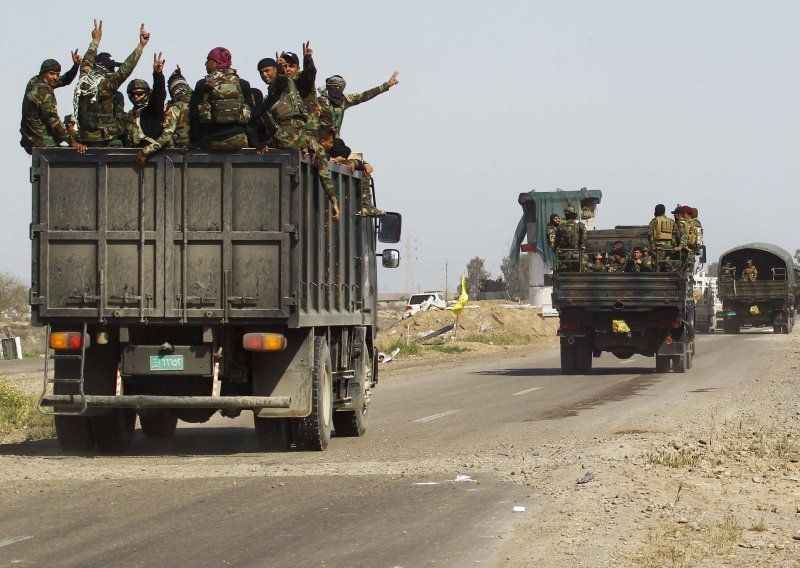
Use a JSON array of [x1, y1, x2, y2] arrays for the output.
[[333, 336, 371, 437], [656, 355, 671, 372], [672, 354, 686, 373], [139, 410, 178, 439], [93, 408, 136, 453], [254, 416, 292, 451], [724, 320, 740, 334], [291, 336, 333, 451], [54, 415, 95, 453], [560, 338, 577, 375], [575, 338, 592, 374]]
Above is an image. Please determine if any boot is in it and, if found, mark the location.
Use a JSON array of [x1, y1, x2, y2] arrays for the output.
[[356, 203, 385, 217]]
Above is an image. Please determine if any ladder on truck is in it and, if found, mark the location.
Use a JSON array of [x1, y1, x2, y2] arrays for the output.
[[38, 324, 88, 415]]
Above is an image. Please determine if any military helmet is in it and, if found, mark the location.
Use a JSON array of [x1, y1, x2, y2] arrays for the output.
[[563, 205, 577, 217], [326, 75, 346, 89], [127, 79, 151, 95]]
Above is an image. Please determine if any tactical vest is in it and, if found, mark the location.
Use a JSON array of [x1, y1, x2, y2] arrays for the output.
[[75, 72, 120, 139], [556, 221, 579, 248], [270, 79, 307, 123], [688, 221, 702, 248], [653, 216, 675, 241], [197, 69, 250, 126]]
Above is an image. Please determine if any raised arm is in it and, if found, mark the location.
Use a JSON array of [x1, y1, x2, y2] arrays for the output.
[[344, 70, 399, 108]]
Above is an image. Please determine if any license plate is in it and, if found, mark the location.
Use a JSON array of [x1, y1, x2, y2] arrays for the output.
[[150, 354, 184, 371]]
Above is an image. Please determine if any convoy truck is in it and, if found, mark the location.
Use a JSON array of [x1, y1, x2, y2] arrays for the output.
[[551, 226, 697, 374], [717, 243, 795, 334], [31, 148, 401, 453]]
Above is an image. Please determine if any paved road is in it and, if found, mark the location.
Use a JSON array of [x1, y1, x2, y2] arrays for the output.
[[0, 330, 775, 567], [0, 357, 43, 376]]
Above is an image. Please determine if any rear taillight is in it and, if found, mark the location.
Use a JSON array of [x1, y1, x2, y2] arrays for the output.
[[242, 333, 287, 352], [560, 320, 580, 330], [49, 332, 84, 350]]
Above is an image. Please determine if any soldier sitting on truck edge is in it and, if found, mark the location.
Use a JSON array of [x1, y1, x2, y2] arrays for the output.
[[584, 251, 606, 272], [307, 125, 341, 222], [720, 260, 736, 280], [20, 51, 86, 154], [626, 247, 651, 272], [605, 249, 628, 272], [189, 47, 253, 151]]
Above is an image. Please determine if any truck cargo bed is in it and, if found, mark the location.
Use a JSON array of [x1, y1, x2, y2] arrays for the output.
[[551, 272, 687, 310]]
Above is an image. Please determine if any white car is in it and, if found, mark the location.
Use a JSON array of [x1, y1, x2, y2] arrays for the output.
[[403, 292, 447, 318]]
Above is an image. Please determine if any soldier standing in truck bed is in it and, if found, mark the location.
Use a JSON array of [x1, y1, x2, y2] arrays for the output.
[[123, 52, 166, 148], [137, 66, 193, 164], [553, 205, 586, 271], [75, 20, 150, 147], [280, 43, 321, 143], [255, 57, 307, 151], [20, 51, 86, 155], [742, 259, 758, 282]]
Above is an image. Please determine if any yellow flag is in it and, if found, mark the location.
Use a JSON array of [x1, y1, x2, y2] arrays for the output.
[[451, 275, 469, 316]]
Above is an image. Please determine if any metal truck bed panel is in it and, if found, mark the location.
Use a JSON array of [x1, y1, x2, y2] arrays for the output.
[[552, 272, 686, 308], [31, 149, 375, 326], [718, 280, 789, 300]]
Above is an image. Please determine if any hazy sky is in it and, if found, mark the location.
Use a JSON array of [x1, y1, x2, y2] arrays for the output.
[[4, 1, 799, 295]]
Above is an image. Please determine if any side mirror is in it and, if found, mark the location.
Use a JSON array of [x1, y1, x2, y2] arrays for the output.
[[699, 245, 707, 264], [380, 249, 400, 268], [378, 212, 402, 243]]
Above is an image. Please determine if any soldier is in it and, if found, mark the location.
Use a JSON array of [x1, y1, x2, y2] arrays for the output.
[[546, 213, 560, 251], [189, 47, 253, 151], [686, 206, 703, 255], [626, 247, 651, 272], [720, 260, 736, 280], [74, 20, 150, 147], [137, 66, 193, 164], [606, 249, 628, 272], [648, 204, 675, 249], [280, 43, 321, 142], [742, 259, 758, 282], [553, 205, 586, 271], [20, 52, 86, 154], [337, 153, 385, 217], [584, 251, 606, 272], [255, 57, 307, 151], [671, 205, 692, 273], [308, 125, 340, 222], [122, 52, 166, 148], [63, 114, 78, 138], [318, 71, 399, 137]]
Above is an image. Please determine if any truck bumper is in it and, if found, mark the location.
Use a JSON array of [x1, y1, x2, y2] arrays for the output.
[[41, 394, 291, 410]]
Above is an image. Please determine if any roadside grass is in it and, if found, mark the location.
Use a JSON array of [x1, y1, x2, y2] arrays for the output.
[[773, 436, 795, 457], [711, 512, 742, 551], [457, 331, 528, 346], [429, 344, 470, 354], [377, 338, 422, 357], [0, 380, 54, 441], [640, 529, 691, 568], [646, 449, 700, 469]]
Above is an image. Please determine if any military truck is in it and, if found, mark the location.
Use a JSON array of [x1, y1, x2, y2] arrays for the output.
[[31, 148, 401, 453], [717, 243, 795, 334], [551, 226, 698, 374]]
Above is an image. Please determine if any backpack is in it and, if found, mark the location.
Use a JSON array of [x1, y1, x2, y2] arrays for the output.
[[197, 70, 250, 126]]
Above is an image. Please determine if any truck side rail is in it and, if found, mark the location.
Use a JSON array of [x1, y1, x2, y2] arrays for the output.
[[552, 273, 686, 309], [718, 280, 789, 300]]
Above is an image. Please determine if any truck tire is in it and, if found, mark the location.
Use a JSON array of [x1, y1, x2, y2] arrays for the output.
[[54, 415, 95, 453], [254, 416, 292, 451], [139, 410, 178, 439], [333, 334, 371, 437], [291, 336, 333, 451], [773, 324, 783, 334], [655, 355, 671, 373], [724, 320, 739, 334], [685, 349, 693, 370], [93, 409, 136, 453], [575, 338, 592, 374], [672, 354, 686, 373], [560, 338, 577, 375]]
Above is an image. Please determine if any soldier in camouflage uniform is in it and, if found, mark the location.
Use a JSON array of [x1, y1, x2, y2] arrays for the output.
[[308, 126, 340, 222], [279, 43, 321, 142], [648, 203, 676, 271], [720, 260, 736, 280], [189, 47, 253, 151], [583, 251, 606, 272], [74, 20, 150, 146], [63, 114, 78, 138], [137, 67, 193, 165], [605, 249, 628, 272], [255, 57, 308, 151], [546, 213, 561, 251], [671, 205, 692, 273], [122, 52, 166, 148], [626, 247, 651, 272], [685, 206, 703, 255], [553, 205, 586, 271], [318, 71, 399, 138], [742, 259, 758, 282], [20, 52, 86, 154]]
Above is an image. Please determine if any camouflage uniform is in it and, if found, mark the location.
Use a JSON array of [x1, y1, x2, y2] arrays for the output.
[[20, 61, 80, 153], [346, 158, 384, 217], [546, 223, 559, 250], [553, 214, 586, 271], [308, 138, 337, 207], [141, 99, 191, 158], [318, 80, 391, 137], [190, 68, 251, 151], [295, 54, 321, 141], [75, 42, 143, 145], [720, 263, 736, 280], [648, 214, 675, 249], [261, 64, 307, 150], [742, 262, 758, 282], [122, 74, 166, 147]]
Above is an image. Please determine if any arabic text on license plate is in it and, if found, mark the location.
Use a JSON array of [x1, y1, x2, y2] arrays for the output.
[[150, 355, 184, 371]]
